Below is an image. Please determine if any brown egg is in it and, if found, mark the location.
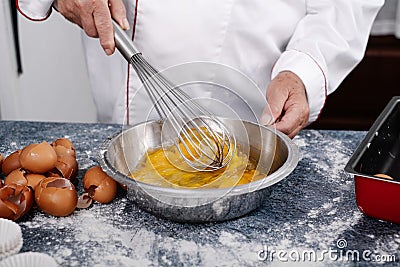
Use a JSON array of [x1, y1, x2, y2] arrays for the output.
[[51, 138, 76, 158], [26, 173, 46, 190], [20, 142, 57, 173], [374, 173, 393, 180], [5, 168, 28, 186], [2, 150, 22, 176], [35, 177, 78, 217], [0, 183, 34, 221], [83, 166, 117, 204]]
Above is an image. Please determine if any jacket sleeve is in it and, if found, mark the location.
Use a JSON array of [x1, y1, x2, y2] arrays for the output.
[[16, 0, 55, 21], [271, 0, 384, 123]]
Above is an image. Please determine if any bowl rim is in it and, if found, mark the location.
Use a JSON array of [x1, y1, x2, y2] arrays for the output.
[[98, 119, 300, 197]]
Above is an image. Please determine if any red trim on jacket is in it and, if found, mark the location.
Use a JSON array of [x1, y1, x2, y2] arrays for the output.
[[125, 0, 139, 125], [270, 50, 328, 125], [303, 51, 328, 124], [313, 71, 328, 123], [15, 0, 52, 21]]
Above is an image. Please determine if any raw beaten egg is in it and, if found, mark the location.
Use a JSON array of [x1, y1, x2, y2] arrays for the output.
[[130, 144, 264, 189]]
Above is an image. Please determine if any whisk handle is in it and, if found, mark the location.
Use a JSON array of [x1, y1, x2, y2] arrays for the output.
[[112, 20, 140, 61]]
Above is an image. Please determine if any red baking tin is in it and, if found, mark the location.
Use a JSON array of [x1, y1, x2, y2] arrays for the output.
[[345, 96, 400, 224]]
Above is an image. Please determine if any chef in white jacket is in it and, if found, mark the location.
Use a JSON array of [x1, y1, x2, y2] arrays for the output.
[[17, 0, 383, 138]]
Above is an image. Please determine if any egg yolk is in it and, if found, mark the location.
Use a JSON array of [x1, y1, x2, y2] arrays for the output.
[[129, 142, 266, 189]]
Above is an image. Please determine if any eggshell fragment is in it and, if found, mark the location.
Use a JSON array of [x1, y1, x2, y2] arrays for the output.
[[5, 169, 28, 186], [54, 156, 78, 181], [83, 166, 117, 204], [76, 192, 93, 209], [45, 169, 62, 178], [25, 173, 46, 190], [0, 184, 34, 221], [51, 138, 76, 158], [35, 177, 78, 217], [2, 150, 22, 176], [20, 142, 57, 173]]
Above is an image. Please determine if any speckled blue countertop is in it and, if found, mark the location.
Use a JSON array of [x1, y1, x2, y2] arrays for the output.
[[1, 121, 399, 266]]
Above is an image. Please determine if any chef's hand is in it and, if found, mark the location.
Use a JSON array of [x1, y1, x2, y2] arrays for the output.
[[260, 71, 309, 138], [54, 0, 129, 55]]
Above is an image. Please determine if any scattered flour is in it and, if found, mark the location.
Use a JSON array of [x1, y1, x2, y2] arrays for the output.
[[15, 130, 400, 266]]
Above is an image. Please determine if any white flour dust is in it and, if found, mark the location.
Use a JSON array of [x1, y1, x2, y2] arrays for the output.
[[20, 198, 265, 266], [16, 130, 396, 266]]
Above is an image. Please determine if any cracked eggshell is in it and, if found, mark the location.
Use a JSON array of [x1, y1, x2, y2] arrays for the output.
[[76, 193, 93, 209], [51, 138, 76, 158], [83, 166, 117, 204], [0, 184, 34, 221], [55, 156, 78, 181], [2, 150, 22, 176], [25, 174, 46, 190], [20, 142, 57, 173], [4, 169, 28, 186], [35, 177, 77, 217], [6, 172, 48, 191]]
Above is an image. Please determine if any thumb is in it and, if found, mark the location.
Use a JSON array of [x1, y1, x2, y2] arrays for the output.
[[260, 107, 274, 125], [260, 89, 286, 125]]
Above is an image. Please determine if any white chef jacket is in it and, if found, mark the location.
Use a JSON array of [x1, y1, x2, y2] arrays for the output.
[[17, 0, 383, 125], [1, 1, 20, 120]]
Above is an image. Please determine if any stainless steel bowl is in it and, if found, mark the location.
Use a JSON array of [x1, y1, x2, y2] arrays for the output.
[[98, 118, 299, 222]]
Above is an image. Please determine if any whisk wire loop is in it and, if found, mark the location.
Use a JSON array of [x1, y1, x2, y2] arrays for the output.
[[129, 54, 235, 171], [116, 23, 235, 171]]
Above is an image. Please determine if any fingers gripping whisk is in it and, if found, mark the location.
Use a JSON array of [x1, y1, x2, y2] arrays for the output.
[[113, 21, 236, 171]]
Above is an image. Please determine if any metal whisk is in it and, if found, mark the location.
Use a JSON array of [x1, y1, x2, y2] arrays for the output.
[[113, 21, 236, 171]]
